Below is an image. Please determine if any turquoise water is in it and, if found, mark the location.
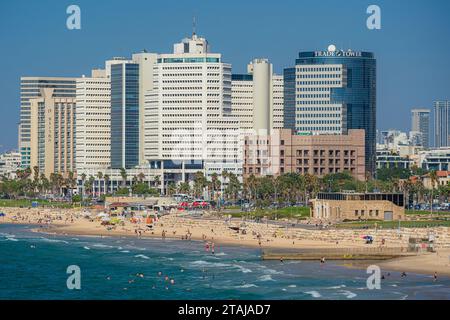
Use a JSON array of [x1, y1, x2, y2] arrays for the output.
[[0, 224, 449, 300]]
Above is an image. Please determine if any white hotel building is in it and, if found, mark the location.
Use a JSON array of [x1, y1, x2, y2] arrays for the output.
[[73, 33, 286, 194], [144, 33, 241, 189], [75, 68, 112, 172]]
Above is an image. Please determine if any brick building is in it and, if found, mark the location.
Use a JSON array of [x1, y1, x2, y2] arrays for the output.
[[243, 129, 365, 180]]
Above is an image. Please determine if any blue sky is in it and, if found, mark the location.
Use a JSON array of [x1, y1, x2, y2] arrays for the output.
[[0, 0, 449, 152]]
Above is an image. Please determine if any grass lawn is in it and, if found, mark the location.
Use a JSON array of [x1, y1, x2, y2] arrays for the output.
[[0, 199, 73, 208], [229, 206, 310, 219], [335, 219, 450, 229]]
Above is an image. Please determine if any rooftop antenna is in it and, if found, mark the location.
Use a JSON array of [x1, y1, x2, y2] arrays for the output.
[[192, 16, 196, 36]]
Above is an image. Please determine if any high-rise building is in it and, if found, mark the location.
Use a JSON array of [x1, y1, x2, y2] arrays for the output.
[[434, 100, 450, 148], [109, 53, 158, 169], [231, 59, 284, 132], [75, 69, 112, 171], [284, 46, 377, 175], [144, 33, 241, 188], [29, 88, 76, 177], [19, 77, 76, 168], [110, 61, 140, 169], [411, 108, 430, 148]]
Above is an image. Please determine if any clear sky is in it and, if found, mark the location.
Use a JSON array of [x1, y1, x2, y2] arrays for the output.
[[0, 0, 449, 152]]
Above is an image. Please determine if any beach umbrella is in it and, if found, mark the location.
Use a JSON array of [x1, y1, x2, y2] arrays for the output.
[[0, 212, 5, 217], [97, 212, 108, 218], [101, 216, 111, 222]]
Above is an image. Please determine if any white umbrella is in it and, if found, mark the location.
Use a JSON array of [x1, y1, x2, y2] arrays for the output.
[[97, 212, 109, 218]]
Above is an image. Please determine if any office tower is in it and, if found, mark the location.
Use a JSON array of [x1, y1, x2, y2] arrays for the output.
[[434, 100, 450, 148], [131, 52, 158, 165], [109, 54, 158, 169], [231, 59, 284, 132], [19, 77, 76, 168], [110, 61, 140, 169], [144, 33, 241, 185], [284, 45, 377, 175], [283, 67, 296, 131], [411, 108, 430, 148], [29, 88, 76, 177], [75, 68, 112, 171]]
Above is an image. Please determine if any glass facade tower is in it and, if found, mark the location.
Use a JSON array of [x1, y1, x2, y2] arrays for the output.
[[111, 63, 139, 169], [434, 100, 450, 148], [284, 49, 376, 176]]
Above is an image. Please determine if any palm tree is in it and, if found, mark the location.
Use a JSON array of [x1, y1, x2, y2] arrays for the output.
[[429, 170, 438, 216], [80, 173, 87, 199], [153, 175, 161, 194], [167, 182, 176, 196], [210, 173, 221, 200], [246, 174, 257, 202], [193, 171, 207, 198], [104, 174, 110, 195], [40, 173, 49, 194], [66, 171, 77, 197], [32, 166, 40, 195], [96, 171, 104, 197], [120, 168, 127, 188], [221, 170, 228, 192], [137, 172, 145, 183], [179, 181, 190, 195]]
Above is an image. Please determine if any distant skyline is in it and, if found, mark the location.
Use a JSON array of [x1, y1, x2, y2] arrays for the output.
[[1, 0, 449, 152]]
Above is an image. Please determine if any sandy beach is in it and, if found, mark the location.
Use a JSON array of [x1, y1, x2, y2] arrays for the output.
[[1, 206, 450, 277]]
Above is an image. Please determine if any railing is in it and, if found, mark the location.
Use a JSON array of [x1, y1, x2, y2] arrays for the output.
[[262, 246, 410, 256]]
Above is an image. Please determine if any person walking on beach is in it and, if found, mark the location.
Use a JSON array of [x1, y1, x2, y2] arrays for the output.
[[433, 272, 438, 282]]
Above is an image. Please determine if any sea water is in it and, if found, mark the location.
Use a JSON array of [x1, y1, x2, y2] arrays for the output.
[[0, 224, 449, 300]]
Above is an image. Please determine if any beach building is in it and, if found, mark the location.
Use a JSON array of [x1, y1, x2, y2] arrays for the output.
[[310, 192, 405, 221]]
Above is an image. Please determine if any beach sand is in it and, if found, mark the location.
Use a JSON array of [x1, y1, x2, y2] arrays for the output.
[[1, 206, 450, 277]]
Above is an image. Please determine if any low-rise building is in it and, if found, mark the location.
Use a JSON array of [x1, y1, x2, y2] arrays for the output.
[[418, 148, 450, 171], [420, 171, 449, 189], [376, 150, 414, 170], [310, 192, 405, 221], [0, 151, 21, 179], [243, 129, 365, 180]]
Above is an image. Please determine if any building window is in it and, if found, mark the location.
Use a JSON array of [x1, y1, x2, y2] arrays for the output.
[[355, 210, 358, 216]]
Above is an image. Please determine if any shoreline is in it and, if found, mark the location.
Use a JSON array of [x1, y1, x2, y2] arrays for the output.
[[1, 206, 450, 278], [4, 222, 449, 278]]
